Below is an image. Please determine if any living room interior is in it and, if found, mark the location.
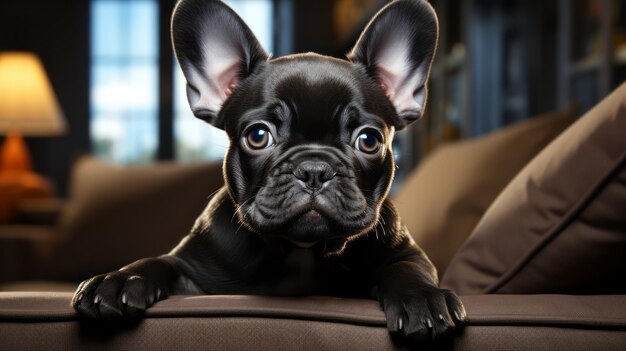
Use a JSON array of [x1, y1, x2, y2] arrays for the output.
[[0, 0, 625, 349]]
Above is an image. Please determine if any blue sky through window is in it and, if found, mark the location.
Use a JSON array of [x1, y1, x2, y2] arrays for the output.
[[90, 0, 159, 164]]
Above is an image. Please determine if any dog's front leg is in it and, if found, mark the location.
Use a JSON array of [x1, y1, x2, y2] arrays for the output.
[[72, 256, 182, 320], [376, 254, 466, 341]]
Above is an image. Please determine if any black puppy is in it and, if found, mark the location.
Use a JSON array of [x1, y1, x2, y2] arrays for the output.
[[73, 0, 466, 341]]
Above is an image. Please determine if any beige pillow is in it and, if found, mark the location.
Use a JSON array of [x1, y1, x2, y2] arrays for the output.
[[43, 157, 223, 281], [442, 83, 626, 294], [394, 108, 574, 277]]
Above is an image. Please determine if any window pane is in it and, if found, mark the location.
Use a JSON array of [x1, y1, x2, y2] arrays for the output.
[[92, 0, 157, 59], [127, 1, 159, 58], [90, 0, 159, 164], [92, 62, 158, 112], [91, 1, 123, 58], [174, 0, 274, 162], [92, 111, 157, 163]]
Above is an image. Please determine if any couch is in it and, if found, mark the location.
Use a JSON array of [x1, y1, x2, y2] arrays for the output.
[[1, 84, 625, 350]]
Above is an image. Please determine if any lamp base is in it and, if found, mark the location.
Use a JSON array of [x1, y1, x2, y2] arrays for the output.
[[0, 132, 52, 223]]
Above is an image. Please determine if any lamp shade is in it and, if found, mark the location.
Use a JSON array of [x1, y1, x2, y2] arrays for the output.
[[0, 52, 67, 136]]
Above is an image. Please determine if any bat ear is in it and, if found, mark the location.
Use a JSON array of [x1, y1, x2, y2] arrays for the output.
[[172, 0, 269, 129], [349, 0, 438, 129]]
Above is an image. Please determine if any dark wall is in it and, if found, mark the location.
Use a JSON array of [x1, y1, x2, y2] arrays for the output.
[[292, 0, 337, 55], [0, 0, 91, 196], [291, 0, 387, 59]]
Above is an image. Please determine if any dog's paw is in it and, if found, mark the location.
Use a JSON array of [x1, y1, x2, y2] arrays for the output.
[[381, 286, 466, 341], [72, 271, 166, 320]]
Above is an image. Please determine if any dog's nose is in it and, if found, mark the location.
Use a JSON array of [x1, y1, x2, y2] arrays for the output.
[[293, 160, 335, 190]]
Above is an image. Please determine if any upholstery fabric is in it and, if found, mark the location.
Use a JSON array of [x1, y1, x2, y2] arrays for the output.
[[394, 108, 574, 277], [1, 293, 625, 350], [443, 83, 626, 294], [41, 157, 224, 281], [0, 280, 77, 292]]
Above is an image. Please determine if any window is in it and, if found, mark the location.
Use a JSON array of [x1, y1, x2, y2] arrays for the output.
[[90, 0, 274, 164], [90, 0, 159, 164]]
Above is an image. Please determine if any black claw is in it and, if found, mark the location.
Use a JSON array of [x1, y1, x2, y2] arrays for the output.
[[76, 292, 84, 303], [156, 288, 162, 301], [453, 311, 462, 323], [120, 292, 128, 316], [438, 313, 445, 321], [94, 295, 102, 318], [398, 317, 404, 331], [423, 317, 433, 329]]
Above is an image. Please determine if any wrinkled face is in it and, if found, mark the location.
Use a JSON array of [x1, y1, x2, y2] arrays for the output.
[[172, 0, 438, 249], [221, 56, 397, 246]]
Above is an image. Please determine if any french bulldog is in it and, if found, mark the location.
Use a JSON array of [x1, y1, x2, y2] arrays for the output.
[[72, 0, 466, 342]]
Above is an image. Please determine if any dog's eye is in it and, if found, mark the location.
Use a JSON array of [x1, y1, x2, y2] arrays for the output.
[[355, 130, 381, 154], [245, 126, 274, 150]]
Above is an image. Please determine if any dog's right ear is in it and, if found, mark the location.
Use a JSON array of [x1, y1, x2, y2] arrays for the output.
[[172, 0, 269, 128], [349, 0, 438, 129]]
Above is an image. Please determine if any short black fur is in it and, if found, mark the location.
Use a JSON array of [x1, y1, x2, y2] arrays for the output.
[[73, 0, 465, 343]]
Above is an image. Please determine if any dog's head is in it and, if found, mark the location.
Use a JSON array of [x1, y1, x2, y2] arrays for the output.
[[172, 0, 437, 252]]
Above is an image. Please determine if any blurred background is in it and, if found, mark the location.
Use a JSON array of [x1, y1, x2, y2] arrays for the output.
[[0, 0, 625, 288], [0, 0, 625, 195]]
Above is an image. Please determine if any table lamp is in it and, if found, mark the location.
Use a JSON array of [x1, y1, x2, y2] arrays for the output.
[[0, 52, 67, 222]]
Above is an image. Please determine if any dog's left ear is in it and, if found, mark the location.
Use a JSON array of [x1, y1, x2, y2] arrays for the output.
[[172, 0, 269, 128], [349, 0, 438, 129]]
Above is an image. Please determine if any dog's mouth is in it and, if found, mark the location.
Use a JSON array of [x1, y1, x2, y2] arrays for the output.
[[293, 209, 326, 226], [299, 209, 324, 222], [239, 165, 381, 246], [243, 194, 376, 238], [238, 195, 378, 254], [286, 208, 333, 241], [289, 239, 319, 249]]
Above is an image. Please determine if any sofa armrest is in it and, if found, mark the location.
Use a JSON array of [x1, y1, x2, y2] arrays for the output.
[[0, 293, 624, 350], [13, 198, 65, 226], [0, 226, 58, 283]]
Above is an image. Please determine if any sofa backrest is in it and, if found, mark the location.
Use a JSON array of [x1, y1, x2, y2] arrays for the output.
[[394, 107, 575, 277], [42, 157, 223, 281], [443, 83, 626, 294]]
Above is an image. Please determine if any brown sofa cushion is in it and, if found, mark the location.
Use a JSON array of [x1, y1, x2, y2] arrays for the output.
[[442, 83, 626, 294], [41, 157, 223, 281], [1, 292, 625, 350], [394, 108, 574, 277]]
